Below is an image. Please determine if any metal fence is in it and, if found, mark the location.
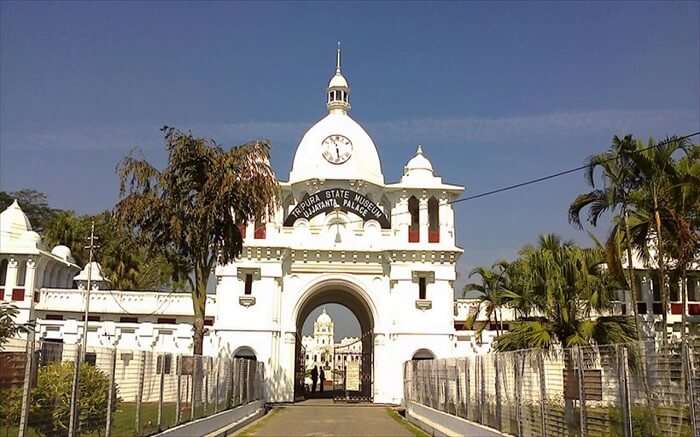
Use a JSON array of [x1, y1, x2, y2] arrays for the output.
[[404, 338, 700, 437], [0, 337, 265, 437]]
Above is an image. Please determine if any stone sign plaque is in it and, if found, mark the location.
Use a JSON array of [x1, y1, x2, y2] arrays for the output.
[[346, 361, 360, 391], [283, 189, 390, 228]]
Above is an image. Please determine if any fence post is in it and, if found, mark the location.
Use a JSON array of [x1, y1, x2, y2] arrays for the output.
[[514, 352, 523, 436], [18, 332, 35, 437], [158, 353, 165, 431], [443, 360, 449, 412], [538, 350, 548, 437], [465, 357, 470, 420], [454, 360, 461, 416], [135, 350, 147, 437], [175, 355, 182, 424], [480, 355, 486, 425], [683, 340, 698, 436], [617, 345, 632, 437], [214, 357, 220, 413], [68, 344, 82, 437], [232, 359, 239, 407], [203, 357, 210, 415], [105, 347, 117, 437], [574, 346, 588, 437], [226, 359, 233, 409], [495, 354, 502, 430], [190, 356, 198, 422]]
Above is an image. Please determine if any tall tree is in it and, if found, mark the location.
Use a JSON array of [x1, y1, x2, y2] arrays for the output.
[[568, 135, 644, 338], [624, 137, 690, 340], [115, 127, 278, 354], [659, 144, 700, 338]]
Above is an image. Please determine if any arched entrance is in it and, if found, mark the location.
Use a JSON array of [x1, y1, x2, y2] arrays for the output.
[[293, 280, 375, 402]]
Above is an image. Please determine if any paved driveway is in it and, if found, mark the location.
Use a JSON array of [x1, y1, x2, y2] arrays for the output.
[[235, 400, 417, 437]]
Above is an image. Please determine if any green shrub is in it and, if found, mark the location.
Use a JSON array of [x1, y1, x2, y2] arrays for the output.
[[28, 362, 120, 437], [0, 388, 23, 435]]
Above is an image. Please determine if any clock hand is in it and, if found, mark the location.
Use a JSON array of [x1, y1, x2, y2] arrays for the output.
[[336, 145, 340, 159]]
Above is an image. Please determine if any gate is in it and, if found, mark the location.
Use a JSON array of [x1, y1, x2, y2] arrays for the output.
[[294, 335, 307, 401], [332, 332, 373, 402]]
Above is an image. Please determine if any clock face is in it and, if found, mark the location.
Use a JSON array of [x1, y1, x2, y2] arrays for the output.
[[321, 134, 353, 165]]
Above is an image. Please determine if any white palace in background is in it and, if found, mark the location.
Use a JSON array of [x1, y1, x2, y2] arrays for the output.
[[2, 49, 697, 405], [301, 308, 362, 374]]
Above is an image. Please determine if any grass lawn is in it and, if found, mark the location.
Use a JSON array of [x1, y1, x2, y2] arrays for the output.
[[385, 408, 429, 437]]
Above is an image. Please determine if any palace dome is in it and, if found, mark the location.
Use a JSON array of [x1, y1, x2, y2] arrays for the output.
[[316, 307, 332, 325], [289, 45, 384, 186], [290, 112, 384, 185]]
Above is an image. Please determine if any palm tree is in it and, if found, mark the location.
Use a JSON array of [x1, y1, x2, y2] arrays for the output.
[[568, 135, 644, 338], [624, 136, 690, 340], [494, 234, 636, 352], [661, 145, 700, 338], [463, 262, 510, 338]]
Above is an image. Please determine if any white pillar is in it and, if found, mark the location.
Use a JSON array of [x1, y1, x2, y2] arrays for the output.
[[419, 197, 429, 244], [20, 258, 37, 323], [439, 197, 451, 245], [397, 197, 409, 242], [4, 258, 18, 300]]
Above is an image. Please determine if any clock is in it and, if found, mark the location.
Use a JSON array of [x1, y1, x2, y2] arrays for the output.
[[321, 134, 353, 165]]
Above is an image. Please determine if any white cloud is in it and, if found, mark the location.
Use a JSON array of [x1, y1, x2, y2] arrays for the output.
[[2, 108, 696, 152]]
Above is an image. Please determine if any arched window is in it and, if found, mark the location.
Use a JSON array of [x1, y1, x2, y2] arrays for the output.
[[408, 196, 419, 243], [428, 196, 439, 243], [0, 259, 7, 286], [283, 194, 294, 222], [254, 216, 266, 239], [16, 260, 26, 287], [412, 348, 435, 361], [381, 195, 392, 227]]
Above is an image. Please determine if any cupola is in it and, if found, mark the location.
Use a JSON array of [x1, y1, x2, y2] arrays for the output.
[[316, 307, 332, 325], [327, 42, 350, 114], [403, 145, 434, 178]]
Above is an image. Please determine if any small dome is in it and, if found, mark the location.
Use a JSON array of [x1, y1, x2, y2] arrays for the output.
[[316, 307, 332, 325], [51, 245, 74, 262], [74, 261, 109, 283], [328, 73, 349, 89], [404, 145, 434, 177], [0, 200, 33, 235]]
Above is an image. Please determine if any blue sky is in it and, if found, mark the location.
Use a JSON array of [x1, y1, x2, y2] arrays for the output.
[[1, 2, 698, 337]]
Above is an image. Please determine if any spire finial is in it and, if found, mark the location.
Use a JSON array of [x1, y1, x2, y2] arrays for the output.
[[417, 145, 423, 155], [336, 41, 341, 73]]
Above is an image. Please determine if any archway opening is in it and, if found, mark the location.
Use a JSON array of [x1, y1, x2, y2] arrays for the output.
[[233, 346, 257, 361], [412, 348, 435, 360], [294, 283, 374, 402]]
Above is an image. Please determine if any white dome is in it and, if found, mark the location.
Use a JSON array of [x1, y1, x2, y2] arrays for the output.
[[51, 245, 74, 262], [402, 145, 435, 183], [289, 112, 384, 185], [328, 72, 348, 89], [0, 200, 33, 236], [316, 308, 332, 324], [74, 261, 109, 283]]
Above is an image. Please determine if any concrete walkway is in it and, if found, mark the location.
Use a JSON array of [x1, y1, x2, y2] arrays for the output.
[[235, 400, 417, 436]]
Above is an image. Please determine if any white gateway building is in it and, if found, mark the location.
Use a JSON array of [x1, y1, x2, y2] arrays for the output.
[[0, 49, 468, 406], [214, 49, 464, 404]]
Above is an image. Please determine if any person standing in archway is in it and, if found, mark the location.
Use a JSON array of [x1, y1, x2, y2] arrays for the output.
[[319, 367, 325, 393], [311, 365, 318, 393]]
